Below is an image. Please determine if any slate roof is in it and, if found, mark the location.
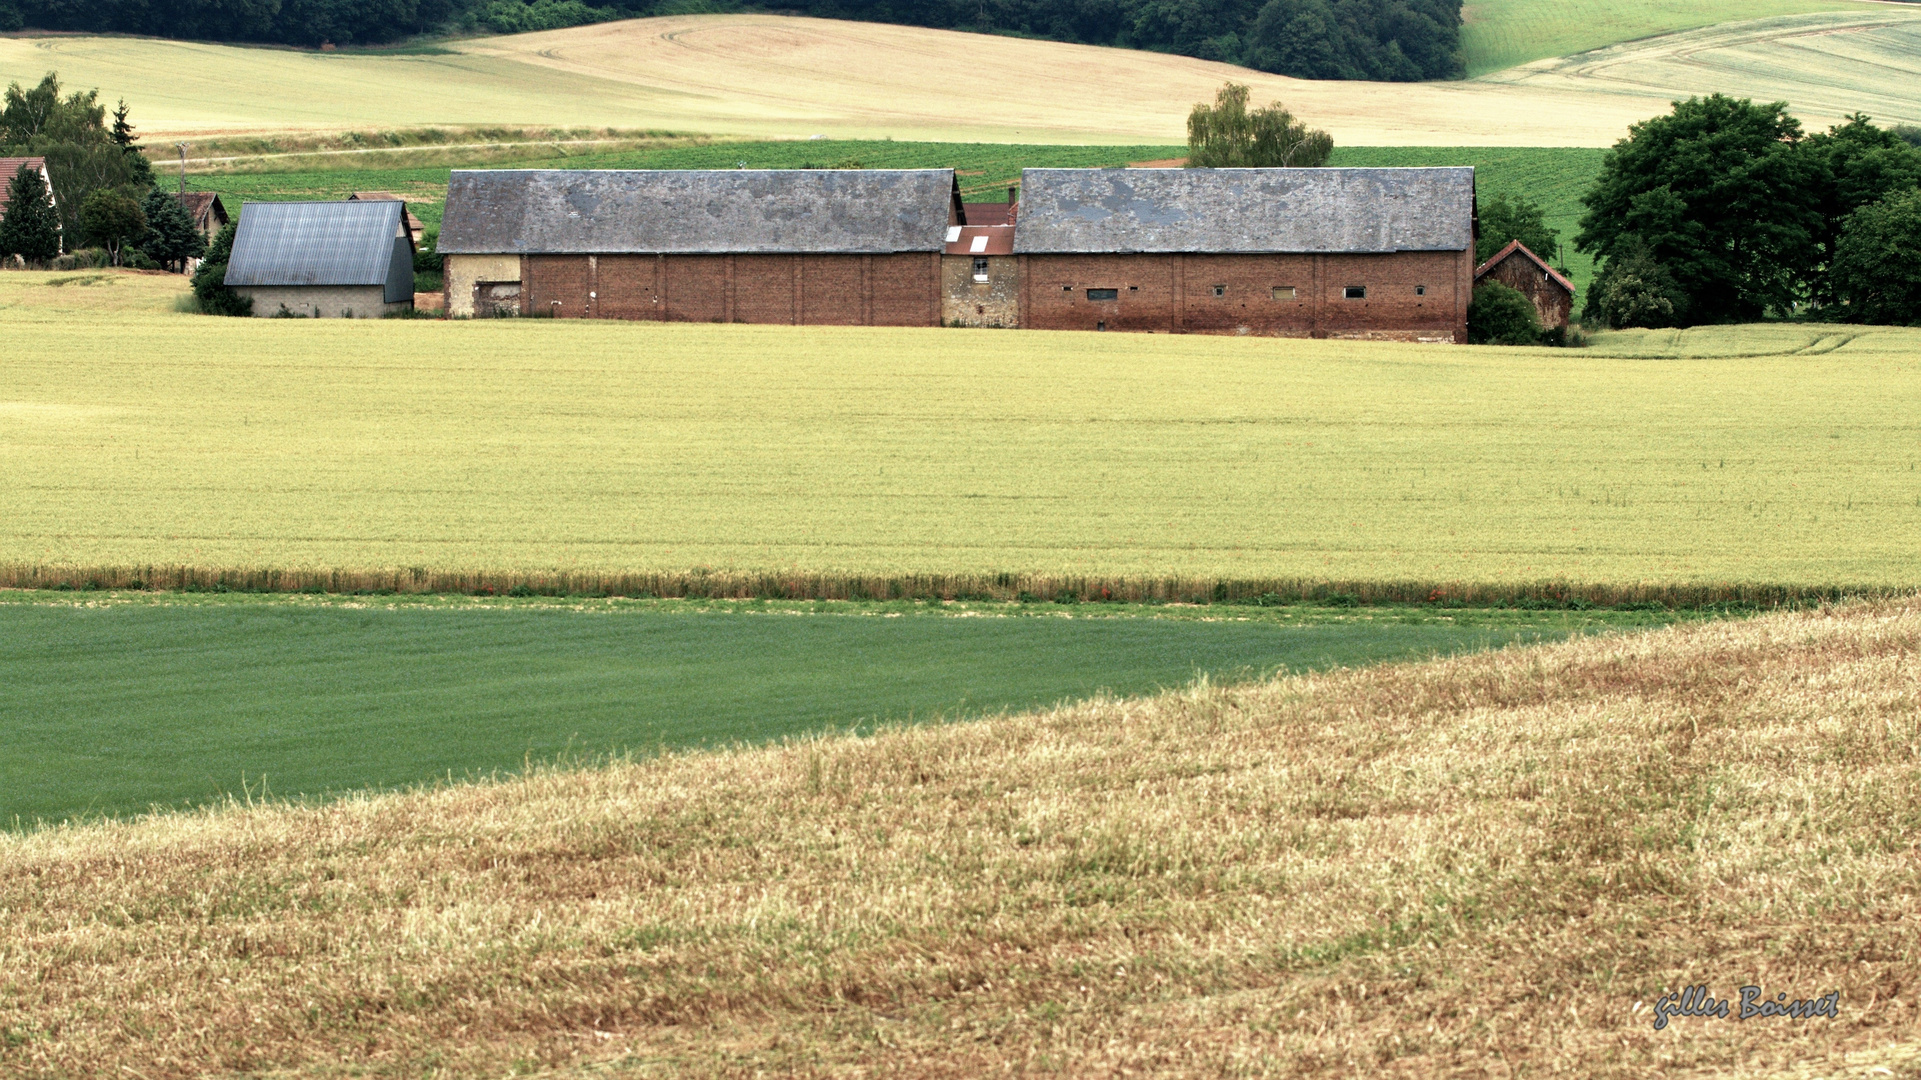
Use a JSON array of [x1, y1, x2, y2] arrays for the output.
[[1012, 167, 1475, 254], [224, 201, 414, 303], [438, 169, 957, 255], [1475, 239, 1574, 294]]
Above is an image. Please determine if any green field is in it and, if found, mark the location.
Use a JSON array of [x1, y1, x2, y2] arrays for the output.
[[3, 273, 1918, 588], [0, 593, 1670, 825], [1459, 0, 1883, 77]]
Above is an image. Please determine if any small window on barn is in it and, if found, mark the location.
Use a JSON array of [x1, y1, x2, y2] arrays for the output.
[[973, 258, 990, 282], [1087, 288, 1118, 301], [1416, 285, 1427, 296], [1211, 284, 1226, 297], [1062, 285, 1073, 292], [1344, 286, 1367, 300], [1271, 286, 1296, 301]]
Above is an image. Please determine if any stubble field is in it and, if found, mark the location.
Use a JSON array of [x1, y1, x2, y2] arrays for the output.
[[8, 10, 1921, 147], [2, 272, 1917, 591], [4, 599, 1917, 1076]]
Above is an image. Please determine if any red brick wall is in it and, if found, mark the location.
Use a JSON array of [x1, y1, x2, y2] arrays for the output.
[[1019, 252, 1471, 341], [511, 254, 939, 326]]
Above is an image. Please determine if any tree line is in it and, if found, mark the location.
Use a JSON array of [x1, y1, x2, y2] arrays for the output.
[[1578, 95, 1921, 328], [0, 73, 208, 272], [0, 0, 1463, 81]]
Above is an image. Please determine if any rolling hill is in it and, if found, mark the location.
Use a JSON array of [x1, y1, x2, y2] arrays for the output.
[[1458, 0, 1885, 77], [6, 10, 1921, 147]]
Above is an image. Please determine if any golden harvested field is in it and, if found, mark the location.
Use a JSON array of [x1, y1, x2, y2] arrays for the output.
[[4, 599, 1918, 1076], [3, 271, 1918, 588], [7, 11, 1921, 147]]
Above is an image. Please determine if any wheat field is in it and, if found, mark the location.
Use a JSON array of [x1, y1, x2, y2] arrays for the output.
[[7, 10, 1921, 147], [3, 599, 1917, 1075], [3, 271, 1919, 588]]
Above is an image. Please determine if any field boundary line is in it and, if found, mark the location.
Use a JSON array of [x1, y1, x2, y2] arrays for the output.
[[2, 564, 1910, 610]]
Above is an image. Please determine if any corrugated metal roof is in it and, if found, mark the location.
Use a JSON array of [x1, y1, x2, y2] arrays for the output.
[[225, 201, 406, 288], [944, 225, 1014, 256], [438, 169, 956, 255], [1012, 167, 1475, 254]]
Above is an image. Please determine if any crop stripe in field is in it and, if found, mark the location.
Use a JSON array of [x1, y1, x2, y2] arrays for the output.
[[0, 564, 1904, 610]]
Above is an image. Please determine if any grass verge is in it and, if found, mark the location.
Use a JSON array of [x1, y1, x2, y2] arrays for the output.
[[2, 599, 1916, 1075]]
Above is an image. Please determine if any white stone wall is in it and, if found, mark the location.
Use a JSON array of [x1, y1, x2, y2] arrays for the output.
[[443, 254, 523, 318], [234, 285, 409, 319]]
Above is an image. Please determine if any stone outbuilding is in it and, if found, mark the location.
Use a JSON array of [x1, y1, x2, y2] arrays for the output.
[[437, 169, 962, 322], [1012, 167, 1476, 342], [1473, 239, 1573, 330], [223, 200, 416, 318], [176, 192, 229, 244], [943, 221, 1017, 327]]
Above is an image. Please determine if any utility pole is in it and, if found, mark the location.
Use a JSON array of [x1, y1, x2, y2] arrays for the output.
[[176, 143, 189, 195]]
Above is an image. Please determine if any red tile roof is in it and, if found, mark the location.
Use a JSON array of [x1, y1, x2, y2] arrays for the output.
[[0, 157, 53, 219], [944, 225, 1015, 256], [176, 191, 229, 234], [1474, 239, 1574, 295], [963, 202, 1015, 227]]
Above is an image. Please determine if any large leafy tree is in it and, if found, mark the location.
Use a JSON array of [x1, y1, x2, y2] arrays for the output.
[[1186, 83, 1332, 168], [1800, 114, 1921, 309], [2, 73, 145, 241], [79, 188, 145, 265], [1831, 189, 1921, 325], [1576, 95, 1822, 324], [0, 162, 61, 262]]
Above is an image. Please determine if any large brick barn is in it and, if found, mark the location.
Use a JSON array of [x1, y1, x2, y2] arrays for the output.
[[438, 169, 964, 322], [438, 166, 1476, 341], [1013, 167, 1475, 341]]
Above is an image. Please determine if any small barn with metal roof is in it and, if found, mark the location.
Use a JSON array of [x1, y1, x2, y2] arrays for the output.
[[224, 200, 415, 318], [437, 168, 962, 322], [1013, 167, 1476, 341]]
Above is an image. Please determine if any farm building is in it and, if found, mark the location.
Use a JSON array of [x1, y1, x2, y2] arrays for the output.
[[223, 200, 416, 318], [437, 169, 963, 322], [176, 192, 229, 243], [347, 192, 426, 246], [0, 156, 60, 250], [1474, 239, 1573, 330], [1012, 167, 1476, 341]]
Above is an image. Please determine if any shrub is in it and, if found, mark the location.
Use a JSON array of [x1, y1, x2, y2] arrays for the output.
[[1466, 281, 1542, 345], [190, 220, 252, 317], [1584, 237, 1688, 328]]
